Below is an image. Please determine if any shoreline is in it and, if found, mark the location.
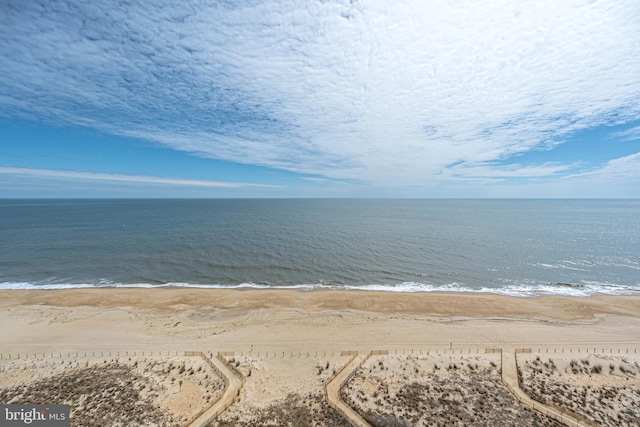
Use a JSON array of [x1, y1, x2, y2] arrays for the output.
[[2, 282, 638, 299], [2, 288, 640, 320]]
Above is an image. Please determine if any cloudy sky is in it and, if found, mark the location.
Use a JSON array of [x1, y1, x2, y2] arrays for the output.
[[1, 0, 640, 197]]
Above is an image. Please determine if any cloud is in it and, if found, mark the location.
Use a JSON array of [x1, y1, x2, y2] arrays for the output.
[[301, 177, 329, 183], [1, 0, 640, 187], [446, 162, 575, 179], [0, 166, 279, 188], [569, 152, 640, 182], [614, 125, 640, 142]]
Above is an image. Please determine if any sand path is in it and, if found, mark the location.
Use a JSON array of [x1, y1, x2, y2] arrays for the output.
[[325, 354, 371, 427], [186, 354, 243, 427]]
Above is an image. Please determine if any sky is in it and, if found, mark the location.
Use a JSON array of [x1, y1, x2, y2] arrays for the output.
[[1, 0, 640, 198]]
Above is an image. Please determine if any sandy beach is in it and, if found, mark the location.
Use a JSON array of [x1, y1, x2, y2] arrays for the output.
[[1, 289, 639, 426], [2, 289, 640, 353]]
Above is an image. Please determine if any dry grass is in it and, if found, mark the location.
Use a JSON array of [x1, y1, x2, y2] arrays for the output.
[[209, 392, 344, 427], [342, 355, 562, 427], [0, 356, 225, 427], [519, 354, 640, 427]]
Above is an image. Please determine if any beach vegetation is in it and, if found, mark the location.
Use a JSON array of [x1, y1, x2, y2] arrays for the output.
[[0, 362, 175, 426], [343, 356, 563, 427], [211, 392, 343, 427], [521, 356, 640, 426]]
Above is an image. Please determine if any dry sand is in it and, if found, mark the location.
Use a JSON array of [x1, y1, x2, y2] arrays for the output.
[[1, 289, 640, 426], [2, 289, 640, 353]]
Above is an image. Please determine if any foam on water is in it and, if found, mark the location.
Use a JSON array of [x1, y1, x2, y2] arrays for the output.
[[1, 280, 637, 297]]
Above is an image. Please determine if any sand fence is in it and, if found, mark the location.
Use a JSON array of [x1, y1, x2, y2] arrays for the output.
[[6, 343, 634, 362], [0, 350, 182, 360]]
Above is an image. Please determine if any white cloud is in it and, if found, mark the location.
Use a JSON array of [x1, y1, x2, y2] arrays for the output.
[[446, 162, 575, 179], [614, 125, 640, 142], [569, 152, 640, 182], [1, 0, 639, 188], [0, 166, 279, 188]]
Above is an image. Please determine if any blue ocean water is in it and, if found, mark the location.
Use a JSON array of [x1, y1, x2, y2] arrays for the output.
[[0, 199, 638, 296]]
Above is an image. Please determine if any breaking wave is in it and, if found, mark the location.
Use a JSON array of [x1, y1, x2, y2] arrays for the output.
[[1, 280, 637, 297]]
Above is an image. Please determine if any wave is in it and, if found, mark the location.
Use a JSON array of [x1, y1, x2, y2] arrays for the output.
[[531, 258, 640, 271], [0, 280, 638, 297]]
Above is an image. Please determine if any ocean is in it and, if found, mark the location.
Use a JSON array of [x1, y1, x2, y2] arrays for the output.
[[1, 199, 638, 296]]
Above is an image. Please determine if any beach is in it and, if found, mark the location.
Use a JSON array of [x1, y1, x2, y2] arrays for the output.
[[1, 289, 639, 425], [2, 289, 640, 353]]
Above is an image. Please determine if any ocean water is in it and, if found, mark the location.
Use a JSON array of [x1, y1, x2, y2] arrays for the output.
[[0, 199, 639, 296]]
